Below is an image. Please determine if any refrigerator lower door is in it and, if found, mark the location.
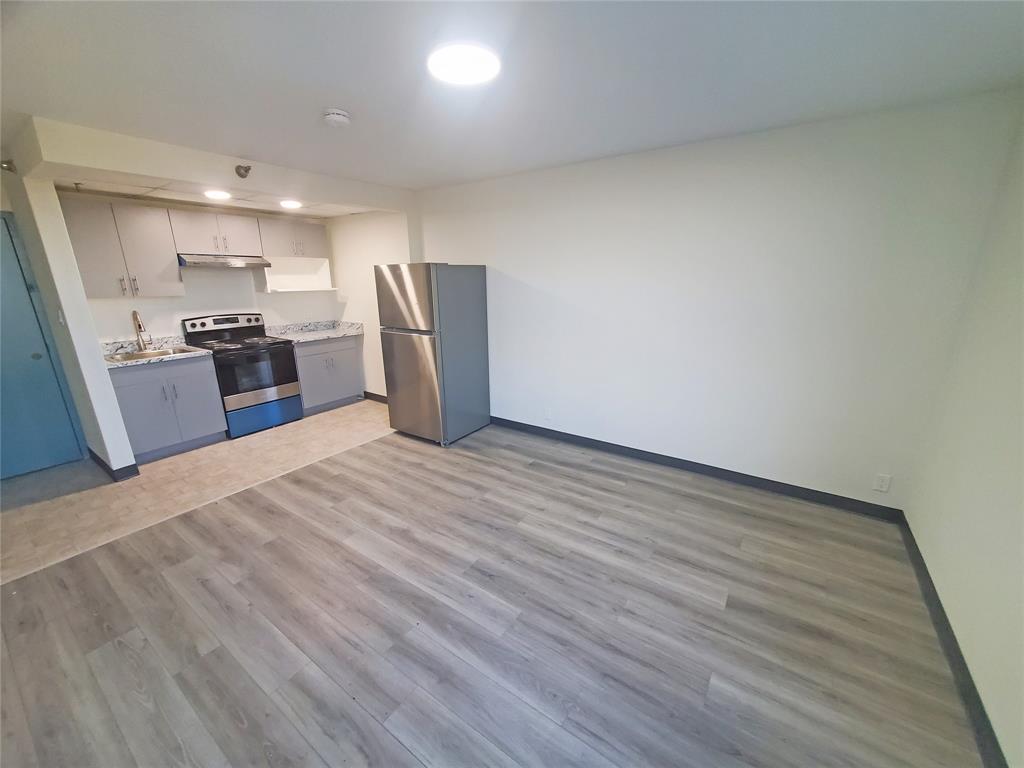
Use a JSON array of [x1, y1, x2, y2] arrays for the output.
[[381, 329, 444, 442]]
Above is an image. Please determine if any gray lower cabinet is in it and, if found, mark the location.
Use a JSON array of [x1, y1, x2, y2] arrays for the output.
[[294, 337, 363, 411], [111, 378, 181, 455], [164, 367, 230, 441], [110, 356, 227, 459]]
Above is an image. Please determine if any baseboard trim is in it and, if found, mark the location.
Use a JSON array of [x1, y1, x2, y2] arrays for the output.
[[304, 395, 363, 417], [134, 432, 226, 465], [899, 524, 1009, 768], [489, 417, 904, 523], [88, 449, 139, 482], [363, 391, 387, 404]]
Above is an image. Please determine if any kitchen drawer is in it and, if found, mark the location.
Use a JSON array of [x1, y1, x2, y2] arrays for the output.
[[293, 335, 359, 358]]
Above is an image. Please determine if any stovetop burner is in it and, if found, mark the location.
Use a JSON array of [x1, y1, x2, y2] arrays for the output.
[[202, 340, 245, 350], [195, 336, 291, 353], [244, 336, 289, 346], [182, 313, 293, 353]]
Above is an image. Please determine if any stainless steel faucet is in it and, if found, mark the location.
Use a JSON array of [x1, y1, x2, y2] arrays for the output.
[[131, 310, 150, 352]]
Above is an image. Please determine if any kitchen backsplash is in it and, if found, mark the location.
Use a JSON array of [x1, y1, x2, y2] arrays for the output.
[[88, 268, 341, 340], [102, 335, 187, 355], [265, 320, 348, 335]]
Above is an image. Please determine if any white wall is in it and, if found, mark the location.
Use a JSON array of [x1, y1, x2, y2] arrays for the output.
[[3, 176, 135, 469], [328, 212, 411, 395], [87, 269, 340, 340], [418, 89, 1022, 508], [904, 128, 1023, 766]]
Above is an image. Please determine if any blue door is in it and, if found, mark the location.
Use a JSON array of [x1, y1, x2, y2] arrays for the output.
[[1, 214, 85, 479]]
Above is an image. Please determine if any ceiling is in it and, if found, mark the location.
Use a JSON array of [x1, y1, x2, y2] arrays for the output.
[[3, 2, 1022, 189]]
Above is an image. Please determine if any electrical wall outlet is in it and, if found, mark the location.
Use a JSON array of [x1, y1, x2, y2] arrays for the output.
[[873, 473, 892, 493]]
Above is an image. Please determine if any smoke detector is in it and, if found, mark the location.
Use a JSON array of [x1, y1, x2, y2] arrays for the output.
[[322, 109, 351, 127]]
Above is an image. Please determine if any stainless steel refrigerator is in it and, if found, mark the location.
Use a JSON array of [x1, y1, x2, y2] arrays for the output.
[[375, 263, 490, 445]]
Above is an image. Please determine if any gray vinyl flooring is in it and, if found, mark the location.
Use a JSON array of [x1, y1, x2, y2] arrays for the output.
[[1, 457, 111, 512], [1, 426, 981, 768]]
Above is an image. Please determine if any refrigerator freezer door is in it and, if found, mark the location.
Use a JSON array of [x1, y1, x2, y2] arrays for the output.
[[375, 263, 436, 332], [380, 329, 444, 442]]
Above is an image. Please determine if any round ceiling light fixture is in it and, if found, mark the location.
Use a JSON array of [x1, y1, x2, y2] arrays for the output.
[[427, 43, 501, 85], [203, 189, 231, 200], [280, 199, 303, 209], [322, 108, 351, 127]]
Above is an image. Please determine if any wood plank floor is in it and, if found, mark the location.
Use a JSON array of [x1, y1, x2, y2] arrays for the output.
[[0, 426, 981, 768]]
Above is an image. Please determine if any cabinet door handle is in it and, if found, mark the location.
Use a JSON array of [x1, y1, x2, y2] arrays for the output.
[[212, 234, 219, 252], [119, 277, 128, 295], [291, 241, 296, 255], [223, 235, 229, 252], [131, 276, 140, 294], [172, 383, 179, 399], [161, 385, 168, 401]]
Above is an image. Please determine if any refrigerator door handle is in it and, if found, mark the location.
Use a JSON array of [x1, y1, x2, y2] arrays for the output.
[[381, 327, 438, 337]]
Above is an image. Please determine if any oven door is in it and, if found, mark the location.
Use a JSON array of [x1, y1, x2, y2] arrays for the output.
[[213, 346, 300, 412]]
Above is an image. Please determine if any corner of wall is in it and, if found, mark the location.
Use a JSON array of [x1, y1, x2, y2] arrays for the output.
[[328, 210, 414, 395], [5, 175, 136, 470], [902, 118, 1024, 767]]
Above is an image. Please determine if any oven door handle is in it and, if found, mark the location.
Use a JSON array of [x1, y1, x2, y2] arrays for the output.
[[214, 346, 292, 361], [222, 382, 301, 412], [214, 350, 272, 362]]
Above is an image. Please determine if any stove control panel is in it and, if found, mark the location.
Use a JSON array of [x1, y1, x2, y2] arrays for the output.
[[183, 313, 263, 331]]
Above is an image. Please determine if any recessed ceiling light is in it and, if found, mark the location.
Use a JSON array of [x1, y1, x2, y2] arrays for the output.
[[280, 200, 303, 209], [428, 44, 501, 86], [204, 189, 231, 200]]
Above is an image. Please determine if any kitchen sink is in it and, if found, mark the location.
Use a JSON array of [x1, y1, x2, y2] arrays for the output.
[[104, 346, 204, 363]]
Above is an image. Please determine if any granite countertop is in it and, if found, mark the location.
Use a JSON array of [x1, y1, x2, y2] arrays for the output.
[[103, 342, 211, 369], [102, 320, 361, 368], [267, 320, 364, 344]]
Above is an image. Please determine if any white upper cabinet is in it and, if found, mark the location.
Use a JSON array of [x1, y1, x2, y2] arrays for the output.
[[216, 213, 263, 257], [257, 217, 330, 260], [62, 195, 183, 299], [169, 209, 264, 257], [294, 221, 330, 260], [60, 194, 132, 298], [168, 209, 221, 255], [256, 217, 295, 259], [111, 204, 184, 297]]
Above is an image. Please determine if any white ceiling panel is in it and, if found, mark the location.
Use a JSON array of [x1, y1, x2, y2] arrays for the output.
[[4, 2, 1021, 188]]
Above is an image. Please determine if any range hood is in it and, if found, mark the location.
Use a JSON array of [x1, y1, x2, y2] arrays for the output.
[[178, 253, 271, 269]]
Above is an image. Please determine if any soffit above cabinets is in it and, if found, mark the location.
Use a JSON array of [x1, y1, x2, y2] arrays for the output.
[[54, 177, 375, 219]]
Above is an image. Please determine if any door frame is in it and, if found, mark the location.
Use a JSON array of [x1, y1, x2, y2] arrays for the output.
[[2, 211, 88, 460]]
